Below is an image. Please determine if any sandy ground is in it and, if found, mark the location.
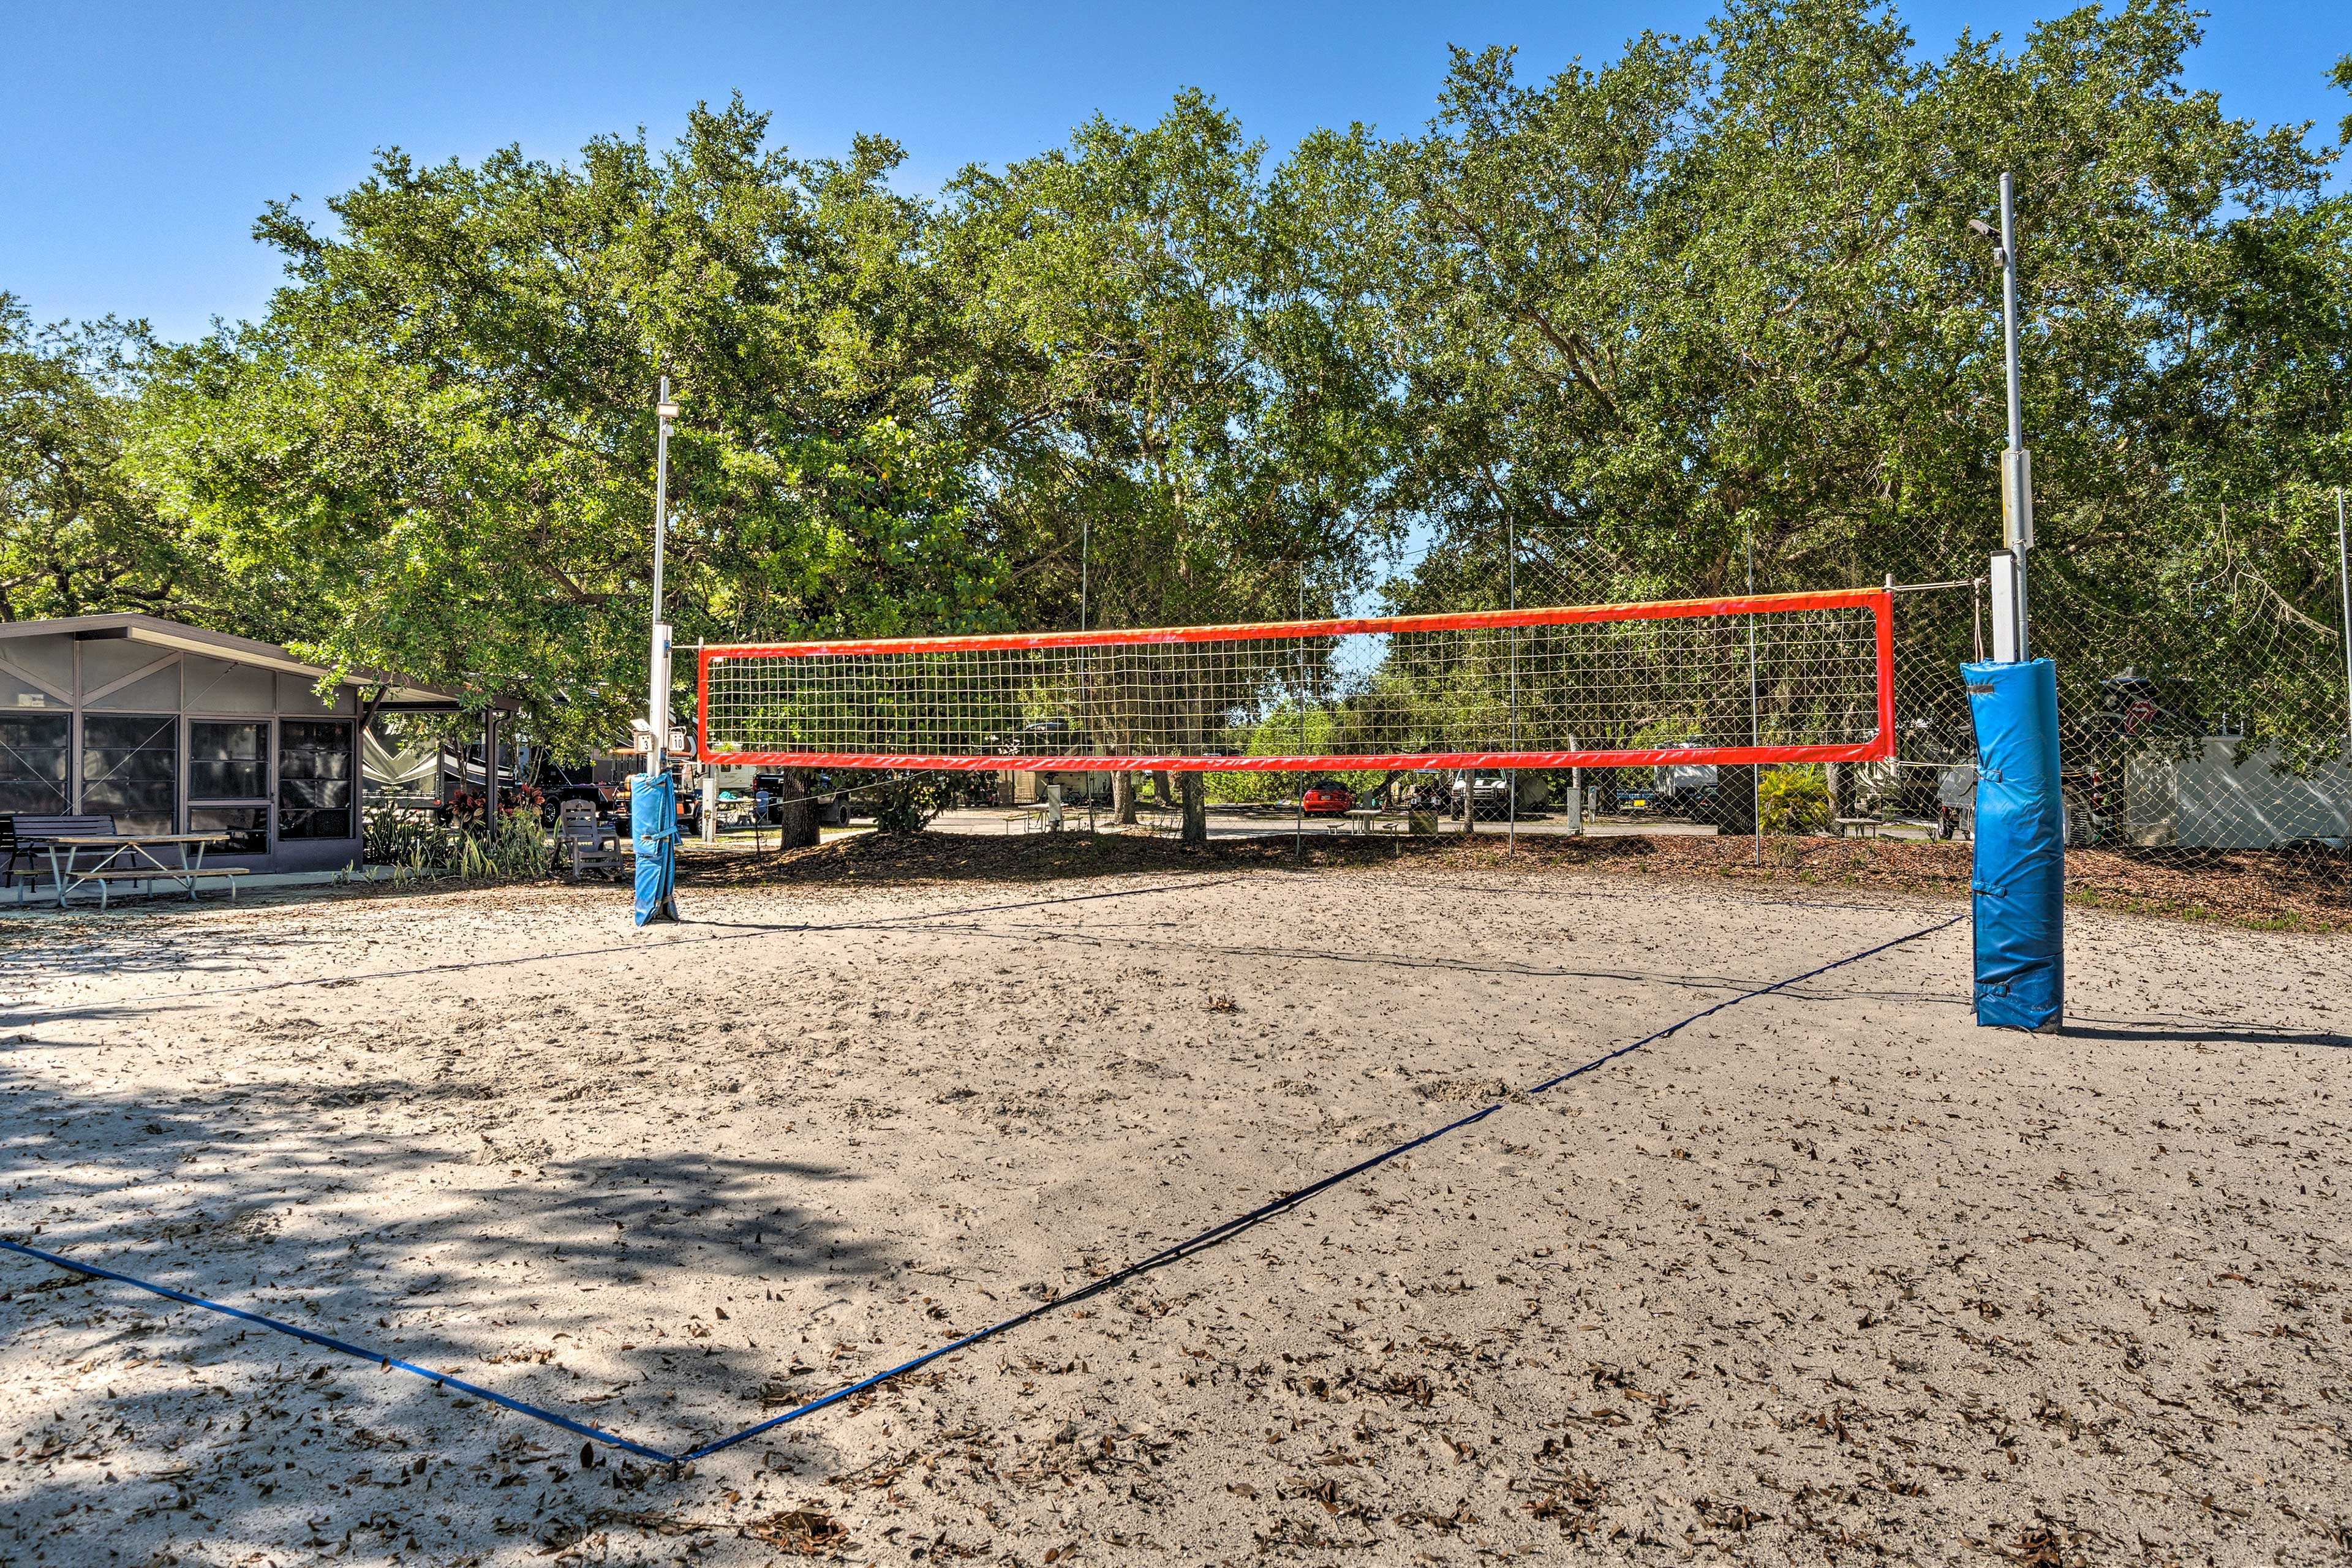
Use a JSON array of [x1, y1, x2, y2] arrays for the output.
[[2, 852, 2349, 1567]]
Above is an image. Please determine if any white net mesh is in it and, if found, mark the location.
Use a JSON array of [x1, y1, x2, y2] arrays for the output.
[[699, 592, 1890, 769]]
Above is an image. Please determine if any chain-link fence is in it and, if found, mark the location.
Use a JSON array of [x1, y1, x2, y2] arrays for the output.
[[1884, 560, 2352, 858], [1336, 497, 2352, 921], [769, 491, 2350, 921]]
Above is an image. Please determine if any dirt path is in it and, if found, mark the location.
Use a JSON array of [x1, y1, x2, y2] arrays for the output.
[[2, 859, 2347, 1564]]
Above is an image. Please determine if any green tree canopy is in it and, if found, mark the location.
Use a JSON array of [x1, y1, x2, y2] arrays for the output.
[[1343, 0, 2350, 758], [137, 99, 1012, 754], [1, 298, 205, 622], [62, 2, 2352, 769], [937, 89, 1403, 634]]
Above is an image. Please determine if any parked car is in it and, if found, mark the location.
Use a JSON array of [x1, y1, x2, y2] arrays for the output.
[[1301, 780, 1354, 816], [1450, 771, 1513, 819], [752, 771, 854, 827], [754, 772, 791, 824], [608, 768, 703, 837], [539, 781, 619, 827], [1608, 780, 1655, 814], [1653, 744, 1719, 817]]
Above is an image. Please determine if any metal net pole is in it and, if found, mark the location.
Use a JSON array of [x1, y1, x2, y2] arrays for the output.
[[1746, 527, 1761, 865], [1507, 515, 1518, 853]]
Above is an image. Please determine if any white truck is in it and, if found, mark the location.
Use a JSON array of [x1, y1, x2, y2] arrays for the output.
[[1450, 769, 1548, 818]]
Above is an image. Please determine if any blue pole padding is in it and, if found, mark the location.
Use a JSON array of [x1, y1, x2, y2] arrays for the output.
[[1963, 657, 2064, 1030], [631, 772, 679, 925]]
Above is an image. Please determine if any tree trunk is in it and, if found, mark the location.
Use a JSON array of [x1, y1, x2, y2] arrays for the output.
[[1179, 772, 1207, 845], [1152, 770, 1174, 807], [1113, 771, 1137, 824], [778, 766, 821, 849], [1714, 764, 1758, 837], [1459, 769, 1476, 834], [1826, 761, 1855, 821]]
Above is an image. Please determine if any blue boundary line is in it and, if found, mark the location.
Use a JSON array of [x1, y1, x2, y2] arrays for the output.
[[2, 913, 1963, 1466], [0, 1238, 678, 1463]]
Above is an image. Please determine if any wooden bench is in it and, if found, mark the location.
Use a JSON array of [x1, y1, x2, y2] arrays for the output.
[[1833, 816, 1885, 839], [68, 867, 248, 908], [1, 813, 118, 887]]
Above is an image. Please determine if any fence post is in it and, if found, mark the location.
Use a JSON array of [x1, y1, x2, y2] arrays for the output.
[[2336, 489, 2351, 753]]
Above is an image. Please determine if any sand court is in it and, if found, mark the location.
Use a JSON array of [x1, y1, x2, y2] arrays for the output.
[[3, 853, 2348, 1564]]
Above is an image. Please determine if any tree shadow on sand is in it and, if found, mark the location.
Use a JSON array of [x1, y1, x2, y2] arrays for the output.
[[0, 1063, 918, 1563]]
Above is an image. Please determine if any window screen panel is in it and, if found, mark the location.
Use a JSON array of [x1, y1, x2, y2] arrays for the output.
[[0, 714, 70, 815], [190, 720, 270, 800], [81, 714, 179, 834], [189, 805, 268, 854], [278, 720, 354, 839]]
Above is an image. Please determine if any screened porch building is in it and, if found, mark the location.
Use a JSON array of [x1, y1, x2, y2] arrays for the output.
[[0, 614, 483, 876]]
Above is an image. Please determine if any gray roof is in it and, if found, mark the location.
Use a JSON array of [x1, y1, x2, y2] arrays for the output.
[[0, 613, 508, 710]]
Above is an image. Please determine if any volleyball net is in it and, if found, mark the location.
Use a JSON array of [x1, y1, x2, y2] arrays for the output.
[[696, 588, 1896, 772]]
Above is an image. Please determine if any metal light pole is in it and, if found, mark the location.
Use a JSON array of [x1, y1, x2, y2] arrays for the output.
[[647, 378, 678, 781], [1964, 178, 2061, 1035], [1996, 173, 2032, 660]]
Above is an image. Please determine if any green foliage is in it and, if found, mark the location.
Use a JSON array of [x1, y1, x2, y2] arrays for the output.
[[1357, 0, 2351, 760], [454, 812, 556, 881], [1370, 0, 2335, 590], [134, 100, 1016, 758], [362, 804, 458, 867], [1202, 702, 1317, 803], [869, 772, 946, 834], [940, 90, 1404, 652], [1757, 766, 1832, 834], [361, 802, 551, 881], [0, 298, 215, 622], [122, 92, 1404, 762], [9, 4, 2333, 783]]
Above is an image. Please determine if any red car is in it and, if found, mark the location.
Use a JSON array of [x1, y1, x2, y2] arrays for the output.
[[1301, 780, 1354, 817]]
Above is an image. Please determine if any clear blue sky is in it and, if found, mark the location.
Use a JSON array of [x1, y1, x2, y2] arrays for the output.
[[5, 1, 2345, 344]]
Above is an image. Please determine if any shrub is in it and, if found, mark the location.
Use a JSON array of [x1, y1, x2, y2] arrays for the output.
[[1757, 766, 1831, 835], [462, 809, 555, 878], [363, 805, 459, 867], [869, 772, 945, 834], [361, 802, 551, 880]]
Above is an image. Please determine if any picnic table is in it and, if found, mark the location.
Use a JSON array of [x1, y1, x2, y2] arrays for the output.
[[40, 832, 242, 909], [1343, 808, 1406, 834]]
